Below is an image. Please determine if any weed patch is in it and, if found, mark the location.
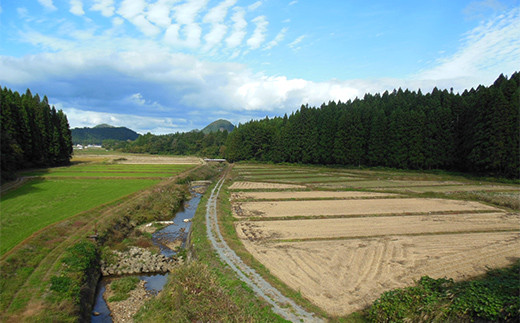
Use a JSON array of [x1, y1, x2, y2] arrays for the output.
[[367, 261, 520, 322]]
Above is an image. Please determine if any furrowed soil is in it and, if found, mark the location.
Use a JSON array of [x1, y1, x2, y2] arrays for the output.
[[227, 164, 520, 318], [229, 181, 306, 190], [236, 213, 519, 241], [231, 191, 398, 200], [233, 198, 498, 218], [240, 232, 520, 315]]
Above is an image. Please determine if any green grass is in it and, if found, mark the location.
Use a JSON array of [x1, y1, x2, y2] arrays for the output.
[[0, 178, 159, 255], [108, 277, 140, 302], [22, 164, 193, 178]]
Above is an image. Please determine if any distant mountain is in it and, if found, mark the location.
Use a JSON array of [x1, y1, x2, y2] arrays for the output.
[[71, 124, 139, 145], [201, 119, 234, 134], [93, 123, 116, 128]]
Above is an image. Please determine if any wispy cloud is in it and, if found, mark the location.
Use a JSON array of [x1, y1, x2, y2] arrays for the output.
[[69, 0, 85, 16], [91, 0, 115, 17], [226, 7, 247, 48], [247, 16, 268, 49], [264, 27, 287, 50], [38, 0, 57, 11], [288, 35, 305, 50], [248, 1, 262, 11], [417, 7, 520, 84]]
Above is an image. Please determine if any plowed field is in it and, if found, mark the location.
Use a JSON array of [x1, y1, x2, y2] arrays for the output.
[[228, 164, 520, 317], [229, 181, 306, 190], [241, 233, 520, 315], [233, 198, 498, 218], [231, 191, 397, 200]]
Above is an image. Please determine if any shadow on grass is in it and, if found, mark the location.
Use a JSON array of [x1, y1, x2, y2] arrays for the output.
[[0, 177, 47, 202]]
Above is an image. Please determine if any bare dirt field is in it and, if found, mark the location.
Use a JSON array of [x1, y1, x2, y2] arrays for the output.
[[228, 164, 520, 318], [377, 185, 520, 193], [231, 191, 398, 201], [233, 198, 498, 218], [228, 181, 307, 190], [240, 232, 520, 316], [73, 154, 202, 164], [115, 155, 201, 164], [316, 180, 463, 189], [236, 212, 519, 241]]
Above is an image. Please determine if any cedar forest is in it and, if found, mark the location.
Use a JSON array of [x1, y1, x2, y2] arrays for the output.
[[1, 72, 519, 180], [1, 88, 73, 182]]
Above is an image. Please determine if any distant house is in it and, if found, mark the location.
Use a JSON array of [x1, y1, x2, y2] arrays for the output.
[[204, 158, 226, 163], [75, 144, 84, 150]]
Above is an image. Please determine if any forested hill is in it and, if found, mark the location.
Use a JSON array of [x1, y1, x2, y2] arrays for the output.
[[226, 73, 520, 178], [201, 119, 234, 134], [71, 124, 139, 144], [1, 87, 73, 182]]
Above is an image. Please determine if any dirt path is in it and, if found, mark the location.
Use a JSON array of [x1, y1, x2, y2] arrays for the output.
[[205, 175, 323, 323]]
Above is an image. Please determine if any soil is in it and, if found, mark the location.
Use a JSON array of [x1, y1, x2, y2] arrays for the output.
[[229, 181, 306, 190], [376, 185, 520, 193], [231, 191, 398, 200], [233, 198, 498, 218], [115, 156, 201, 164], [236, 212, 519, 241], [240, 232, 520, 316]]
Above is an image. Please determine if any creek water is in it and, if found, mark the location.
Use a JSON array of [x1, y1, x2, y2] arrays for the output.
[[91, 190, 203, 322]]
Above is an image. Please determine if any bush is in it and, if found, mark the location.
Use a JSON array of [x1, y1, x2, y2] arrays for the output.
[[367, 261, 520, 322]]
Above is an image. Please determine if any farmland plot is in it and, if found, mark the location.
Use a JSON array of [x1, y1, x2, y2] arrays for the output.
[[227, 164, 520, 317]]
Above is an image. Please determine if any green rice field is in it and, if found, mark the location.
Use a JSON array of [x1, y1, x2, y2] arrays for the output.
[[0, 179, 159, 255], [0, 162, 195, 255]]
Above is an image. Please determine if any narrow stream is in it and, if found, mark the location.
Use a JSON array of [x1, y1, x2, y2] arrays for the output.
[[91, 190, 203, 322]]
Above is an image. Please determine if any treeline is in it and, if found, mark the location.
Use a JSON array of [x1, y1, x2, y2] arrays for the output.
[[103, 130, 228, 158], [226, 73, 519, 178], [1, 87, 73, 181]]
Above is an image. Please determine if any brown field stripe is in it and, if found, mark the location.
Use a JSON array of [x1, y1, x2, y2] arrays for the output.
[[265, 229, 520, 243], [241, 209, 504, 221], [232, 196, 403, 202]]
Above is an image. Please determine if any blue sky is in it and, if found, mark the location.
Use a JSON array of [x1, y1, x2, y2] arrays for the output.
[[1, 0, 519, 134]]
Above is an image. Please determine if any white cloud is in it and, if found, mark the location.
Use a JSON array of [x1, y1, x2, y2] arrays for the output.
[[288, 35, 305, 49], [38, 0, 57, 11], [146, 0, 174, 28], [247, 16, 268, 49], [117, 0, 146, 19], [248, 1, 262, 11], [70, 0, 85, 16], [289, 1, 298, 5], [61, 107, 187, 134], [117, 0, 161, 36], [203, 24, 228, 51], [164, 24, 182, 46], [203, 0, 236, 24], [417, 7, 520, 85], [264, 27, 287, 50], [226, 7, 247, 48], [172, 0, 208, 25], [91, 0, 115, 17]]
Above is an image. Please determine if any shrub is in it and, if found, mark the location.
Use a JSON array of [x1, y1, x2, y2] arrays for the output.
[[367, 261, 520, 322]]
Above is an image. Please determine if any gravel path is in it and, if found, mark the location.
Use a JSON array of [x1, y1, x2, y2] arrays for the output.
[[205, 176, 323, 323]]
